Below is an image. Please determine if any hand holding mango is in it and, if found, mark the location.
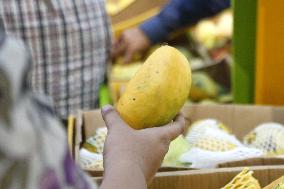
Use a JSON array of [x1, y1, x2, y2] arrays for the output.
[[101, 105, 185, 185], [117, 45, 192, 129]]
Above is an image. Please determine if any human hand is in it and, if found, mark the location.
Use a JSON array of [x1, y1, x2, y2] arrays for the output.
[[101, 105, 185, 185], [112, 27, 151, 63]]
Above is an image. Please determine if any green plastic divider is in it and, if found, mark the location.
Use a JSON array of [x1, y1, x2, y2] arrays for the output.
[[232, 0, 257, 103], [99, 84, 112, 107]]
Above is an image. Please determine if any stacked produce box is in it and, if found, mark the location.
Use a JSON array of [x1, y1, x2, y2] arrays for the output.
[[68, 104, 284, 187]]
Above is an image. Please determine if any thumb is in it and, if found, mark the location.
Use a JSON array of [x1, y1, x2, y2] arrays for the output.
[[101, 105, 128, 131]]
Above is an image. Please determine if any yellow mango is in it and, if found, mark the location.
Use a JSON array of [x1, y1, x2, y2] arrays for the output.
[[116, 45, 192, 129]]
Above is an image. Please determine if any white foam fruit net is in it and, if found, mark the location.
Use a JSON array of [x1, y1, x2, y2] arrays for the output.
[[182, 119, 265, 168], [221, 168, 261, 189], [79, 148, 104, 171], [243, 123, 284, 156], [179, 147, 263, 169], [186, 119, 243, 152], [79, 127, 107, 170], [83, 127, 107, 154]]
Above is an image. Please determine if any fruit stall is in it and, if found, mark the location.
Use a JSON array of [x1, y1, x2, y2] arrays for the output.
[[107, 7, 234, 105], [67, 0, 284, 188]]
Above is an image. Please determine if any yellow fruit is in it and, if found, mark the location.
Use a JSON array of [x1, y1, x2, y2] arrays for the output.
[[117, 45, 192, 129], [106, 0, 135, 16], [190, 72, 219, 101], [195, 20, 218, 48], [111, 62, 142, 81]]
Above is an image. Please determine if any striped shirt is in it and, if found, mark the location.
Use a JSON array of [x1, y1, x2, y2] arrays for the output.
[[0, 0, 112, 119]]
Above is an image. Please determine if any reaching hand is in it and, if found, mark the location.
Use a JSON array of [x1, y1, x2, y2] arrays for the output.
[[112, 27, 151, 63]]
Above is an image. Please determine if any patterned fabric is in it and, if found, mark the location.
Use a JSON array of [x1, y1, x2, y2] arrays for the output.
[[0, 33, 97, 188], [0, 0, 112, 118]]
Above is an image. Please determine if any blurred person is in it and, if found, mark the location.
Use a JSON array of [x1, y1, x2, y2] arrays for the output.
[[0, 33, 185, 188], [0, 0, 112, 121], [113, 0, 230, 63]]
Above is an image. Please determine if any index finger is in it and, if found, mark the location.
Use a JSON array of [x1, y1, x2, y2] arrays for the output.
[[155, 114, 185, 141]]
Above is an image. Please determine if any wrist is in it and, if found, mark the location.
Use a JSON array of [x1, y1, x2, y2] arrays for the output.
[[101, 158, 147, 189], [140, 17, 169, 44], [104, 148, 144, 171]]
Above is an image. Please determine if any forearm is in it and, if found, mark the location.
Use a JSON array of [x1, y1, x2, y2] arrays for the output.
[[140, 0, 230, 43], [100, 160, 147, 189]]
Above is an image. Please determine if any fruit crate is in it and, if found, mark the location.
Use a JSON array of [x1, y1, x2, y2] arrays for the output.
[[92, 166, 284, 188], [68, 104, 284, 178], [147, 166, 284, 189]]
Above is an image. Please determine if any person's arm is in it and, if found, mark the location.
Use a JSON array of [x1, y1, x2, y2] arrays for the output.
[[140, 0, 231, 43], [99, 105, 185, 189], [100, 160, 147, 189], [112, 0, 230, 63]]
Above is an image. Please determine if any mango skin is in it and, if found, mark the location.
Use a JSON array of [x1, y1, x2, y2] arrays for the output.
[[116, 46, 192, 129]]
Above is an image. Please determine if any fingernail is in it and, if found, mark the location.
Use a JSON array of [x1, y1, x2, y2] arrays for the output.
[[101, 105, 113, 115]]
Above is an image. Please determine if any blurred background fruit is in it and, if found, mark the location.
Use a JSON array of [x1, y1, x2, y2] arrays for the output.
[[162, 135, 191, 167]]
